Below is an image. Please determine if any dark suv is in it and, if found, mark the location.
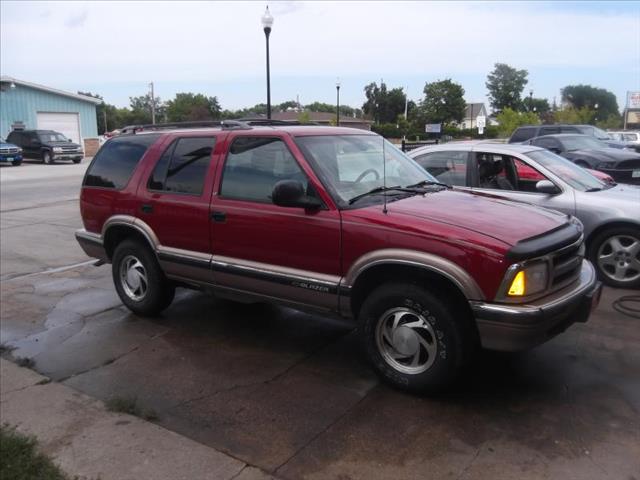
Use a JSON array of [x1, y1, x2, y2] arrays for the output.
[[6, 129, 84, 164], [75, 122, 601, 392], [509, 124, 626, 149]]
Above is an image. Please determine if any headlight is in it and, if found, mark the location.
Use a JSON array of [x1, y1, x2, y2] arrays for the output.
[[53, 147, 62, 153], [17, 148, 22, 153], [507, 261, 549, 297]]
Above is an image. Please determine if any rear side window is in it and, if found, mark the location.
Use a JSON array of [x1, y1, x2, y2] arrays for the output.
[[7, 132, 22, 145], [509, 127, 536, 143], [539, 126, 560, 135], [148, 136, 215, 195], [84, 134, 159, 189], [414, 151, 468, 186]]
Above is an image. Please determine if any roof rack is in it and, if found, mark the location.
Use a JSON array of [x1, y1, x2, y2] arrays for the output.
[[119, 120, 251, 134], [238, 118, 319, 126]]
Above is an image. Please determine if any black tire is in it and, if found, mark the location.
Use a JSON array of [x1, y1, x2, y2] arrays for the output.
[[42, 151, 54, 164], [112, 239, 175, 316], [358, 282, 475, 393], [72, 158, 82, 164], [12, 160, 22, 166], [588, 227, 640, 289]]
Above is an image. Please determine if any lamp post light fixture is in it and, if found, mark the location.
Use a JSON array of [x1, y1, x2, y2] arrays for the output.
[[529, 89, 534, 112], [594, 102, 599, 122], [261, 6, 274, 120], [336, 78, 341, 126]]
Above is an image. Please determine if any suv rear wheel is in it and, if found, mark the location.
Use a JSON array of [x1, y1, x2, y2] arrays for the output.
[[358, 282, 473, 392], [112, 239, 175, 316]]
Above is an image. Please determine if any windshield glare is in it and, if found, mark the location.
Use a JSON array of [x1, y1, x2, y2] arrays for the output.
[[527, 149, 606, 191], [561, 135, 606, 151], [295, 135, 437, 205], [39, 132, 69, 142]]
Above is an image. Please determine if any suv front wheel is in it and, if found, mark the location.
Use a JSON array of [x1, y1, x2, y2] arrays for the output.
[[42, 151, 54, 164], [359, 282, 474, 393], [112, 239, 175, 316]]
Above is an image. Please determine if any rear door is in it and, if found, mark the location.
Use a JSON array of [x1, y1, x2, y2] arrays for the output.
[[137, 134, 219, 283], [209, 133, 342, 310]]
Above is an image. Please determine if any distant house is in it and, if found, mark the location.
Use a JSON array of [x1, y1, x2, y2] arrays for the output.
[[269, 111, 372, 130], [0, 76, 100, 154], [458, 103, 489, 129]]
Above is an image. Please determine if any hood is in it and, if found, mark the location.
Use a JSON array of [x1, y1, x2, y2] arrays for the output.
[[0, 142, 19, 148], [47, 140, 82, 147], [377, 189, 570, 247], [568, 148, 640, 163]]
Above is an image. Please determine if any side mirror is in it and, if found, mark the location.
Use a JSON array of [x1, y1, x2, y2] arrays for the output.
[[536, 180, 560, 194], [68, 138, 73, 142], [271, 180, 323, 209]]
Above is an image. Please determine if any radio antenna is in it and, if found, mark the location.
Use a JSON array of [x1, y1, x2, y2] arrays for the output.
[[382, 137, 388, 214]]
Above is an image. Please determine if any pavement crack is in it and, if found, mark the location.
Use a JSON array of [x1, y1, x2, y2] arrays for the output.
[[228, 464, 248, 480], [454, 446, 482, 480], [57, 345, 143, 383], [274, 385, 374, 476]]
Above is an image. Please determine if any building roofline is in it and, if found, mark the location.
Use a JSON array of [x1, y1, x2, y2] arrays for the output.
[[0, 76, 103, 104]]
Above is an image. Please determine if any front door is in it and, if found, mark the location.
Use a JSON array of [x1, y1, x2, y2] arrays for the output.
[[210, 134, 341, 311], [137, 134, 219, 283]]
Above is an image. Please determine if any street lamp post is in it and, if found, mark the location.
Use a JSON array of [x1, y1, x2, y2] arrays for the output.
[[336, 78, 341, 126], [529, 89, 533, 112], [149, 82, 155, 124], [594, 102, 599, 123], [261, 7, 274, 120]]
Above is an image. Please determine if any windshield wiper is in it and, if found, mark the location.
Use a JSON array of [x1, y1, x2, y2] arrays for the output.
[[405, 179, 450, 189], [348, 185, 412, 205], [585, 187, 603, 192]]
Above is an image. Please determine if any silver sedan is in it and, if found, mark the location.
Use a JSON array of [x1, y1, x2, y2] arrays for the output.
[[408, 142, 640, 289]]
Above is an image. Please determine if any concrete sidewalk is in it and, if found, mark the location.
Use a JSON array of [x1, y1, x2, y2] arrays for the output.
[[0, 359, 272, 480]]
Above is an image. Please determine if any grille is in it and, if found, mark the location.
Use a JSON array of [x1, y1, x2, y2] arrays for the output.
[[550, 239, 583, 290], [0, 147, 19, 154], [618, 159, 640, 169], [61, 146, 79, 152]]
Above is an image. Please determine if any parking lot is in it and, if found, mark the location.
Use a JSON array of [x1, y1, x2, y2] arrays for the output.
[[1, 160, 639, 479]]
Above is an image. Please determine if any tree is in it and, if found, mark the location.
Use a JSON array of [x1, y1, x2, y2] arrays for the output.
[[527, 97, 550, 114], [417, 79, 466, 125], [277, 100, 300, 111], [165, 93, 221, 122], [362, 82, 407, 123], [560, 84, 619, 119], [486, 63, 528, 112], [128, 94, 165, 124], [553, 107, 595, 125], [495, 108, 540, 138]]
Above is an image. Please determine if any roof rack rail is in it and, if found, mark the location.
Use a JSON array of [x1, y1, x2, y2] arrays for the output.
[[119, 120, 251, 134], [237, 118, 319, 126]]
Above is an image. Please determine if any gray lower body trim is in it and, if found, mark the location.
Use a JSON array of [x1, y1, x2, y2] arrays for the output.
[[75, 230, 107, 262]]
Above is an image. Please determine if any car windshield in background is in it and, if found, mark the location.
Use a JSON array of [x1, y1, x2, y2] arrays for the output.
[[39, 132, 68, 142], [577, 126, 610, 140], [527, 150, 607, 191], [560, 135, 607, 151], [295, 135, 437, 205]]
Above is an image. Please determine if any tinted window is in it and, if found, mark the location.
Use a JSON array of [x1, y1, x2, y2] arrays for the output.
[[540, 126, 560, 135], [149, 137, 215, 195], [510, 127, 536, 143], [532, 137, 559, 149], [560, 126, 581, 134], [414, 151, 468, 186], [220, 137, 307, 202], [84, 134, 160, 189], [7, 132, 22, 146]]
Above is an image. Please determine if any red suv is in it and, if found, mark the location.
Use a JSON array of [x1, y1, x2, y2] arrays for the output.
[[76, 123, 601, 392]]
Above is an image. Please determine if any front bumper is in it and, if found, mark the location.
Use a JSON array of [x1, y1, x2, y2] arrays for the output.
[[599, 168, 640, 185], [53, 152, 84, 160], [471, 260, 602, 351], [0, 154, 22, 162]]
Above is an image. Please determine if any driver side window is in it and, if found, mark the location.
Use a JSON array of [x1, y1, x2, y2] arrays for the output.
[[220, 137, 308, 203]]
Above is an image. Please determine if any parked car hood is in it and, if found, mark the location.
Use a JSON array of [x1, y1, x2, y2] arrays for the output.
[[47, 141, 82, 148], [568, 148, 640, 163], [0, 142, 19, 148], [382, 189, 570, 247]]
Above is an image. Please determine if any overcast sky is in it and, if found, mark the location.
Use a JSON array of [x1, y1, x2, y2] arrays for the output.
[[1, 1, 639, 113]]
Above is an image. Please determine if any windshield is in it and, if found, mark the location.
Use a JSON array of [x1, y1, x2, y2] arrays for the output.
[[295, 135, 437, 205], [527, 149, 606, 191], [577, 125, 610, 140], [38, 132, 69, 142], [561, 135, 607, 151]]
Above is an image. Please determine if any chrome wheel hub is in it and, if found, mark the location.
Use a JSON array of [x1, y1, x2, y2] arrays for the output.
[[375, 307, 438, 374], [597, 235, 640, 283], [119, 255, 148, 301]]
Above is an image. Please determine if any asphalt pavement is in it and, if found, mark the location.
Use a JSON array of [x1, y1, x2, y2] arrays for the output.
[[1, 160, 639, 479]]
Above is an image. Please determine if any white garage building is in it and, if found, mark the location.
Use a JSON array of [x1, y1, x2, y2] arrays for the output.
[[0, 76, 100, 153]]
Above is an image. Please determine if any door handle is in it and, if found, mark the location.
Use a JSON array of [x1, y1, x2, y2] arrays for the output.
[[210, 211, 226, 223], [141, 204, 153, 214]]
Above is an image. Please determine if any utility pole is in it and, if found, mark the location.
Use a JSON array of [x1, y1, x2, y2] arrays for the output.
[[103, 107, 108, 134], [149, 82, 156, 124]]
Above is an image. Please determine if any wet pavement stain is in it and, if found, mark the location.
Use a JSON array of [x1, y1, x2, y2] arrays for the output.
[[1, 264, 639, 480]]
